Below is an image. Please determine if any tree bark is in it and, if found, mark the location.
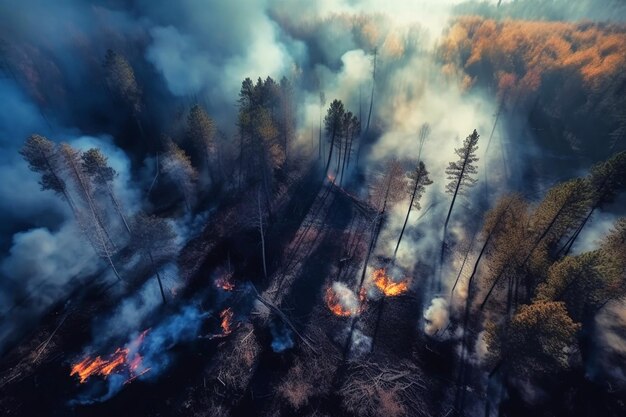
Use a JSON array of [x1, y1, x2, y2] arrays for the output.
[[393, 172, 419, 259], [323, 126, 337, 179], [365, 49, 377, 134], [149, 251, 167, 304], [258, 189, 268, 280]]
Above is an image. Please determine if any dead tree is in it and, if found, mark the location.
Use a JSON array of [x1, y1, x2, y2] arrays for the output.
[[364, 48, 377, 135], [60, 143, 121, 280], [394, 160, 432, 259]]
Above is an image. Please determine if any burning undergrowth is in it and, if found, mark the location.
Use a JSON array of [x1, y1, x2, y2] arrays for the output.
[[368, 267, 411, 298], [325, 281, 365, 317], [70, 305, 209, 404], [70, 275, 255, 404], [325, 266, 411, 317], [71, 329, 151, 385]]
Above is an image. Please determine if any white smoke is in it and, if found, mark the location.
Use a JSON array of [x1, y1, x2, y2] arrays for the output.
[[330, 281, 361, 316], [0, 221, 102, 352], [423, 297, 450, 337], [90, 263, 182, 348]]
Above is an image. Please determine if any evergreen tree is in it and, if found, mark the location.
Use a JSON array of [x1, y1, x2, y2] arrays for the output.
[[186, 104, 216, 183], [444, 129, 480, 230], [393, 161, 432, 258], [323, 99, 345, 180]]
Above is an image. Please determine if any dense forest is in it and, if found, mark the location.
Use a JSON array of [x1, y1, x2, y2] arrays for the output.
[[0, 1, 625, 417]]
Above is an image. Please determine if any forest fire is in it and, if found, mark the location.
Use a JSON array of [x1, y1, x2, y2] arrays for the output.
[[371, 268, 410, 297], [70, 330, 150, 384], [325, 288, 354, 316], [215, 273, 235, 291], [325, 283, 364, 317], [220, 308, 234, 335]]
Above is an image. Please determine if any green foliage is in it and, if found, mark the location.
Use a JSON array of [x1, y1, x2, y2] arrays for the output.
[[324, 99, 345, 139]]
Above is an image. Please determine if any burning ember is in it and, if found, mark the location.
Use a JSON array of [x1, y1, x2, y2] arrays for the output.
[[70, 330, 150, 384], [325, 282, 364, 317], [220, 308, 234, 335], [215, 273, 235, 291], [371, 268, 410, 297]]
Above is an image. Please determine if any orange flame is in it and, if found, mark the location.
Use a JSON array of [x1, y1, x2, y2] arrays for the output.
[[70, 330, 151, 384], [371, 268, 410, 297], [325, 286, 366, 317], [215, 273, 235, 291], [220, 308, 234, 335]]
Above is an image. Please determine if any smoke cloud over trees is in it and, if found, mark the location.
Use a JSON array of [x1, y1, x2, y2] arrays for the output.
[[0, 1, 625, 417]]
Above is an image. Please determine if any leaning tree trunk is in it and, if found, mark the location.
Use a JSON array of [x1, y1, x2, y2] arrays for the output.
[[343, 214, 381, 359], [148, 251, 167, 304], [365, 49, 377, 134], [66, 152, 122, 280], [106, 183, 131, 235], [520, 202, 568, 268], [340, 129, 352, 186], [323, 126, 337, 180], [258, 188, 268, 280], [319, 105, 323, 160], [393, 169, 421, 259]]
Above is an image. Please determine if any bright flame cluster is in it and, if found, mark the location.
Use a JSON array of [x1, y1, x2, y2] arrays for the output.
[[371, 268, 410, 297], [70, 330, 150, 384], [220, 308, 234, 335], [325, 286, 365, 317], [325, 287, 354, 317]]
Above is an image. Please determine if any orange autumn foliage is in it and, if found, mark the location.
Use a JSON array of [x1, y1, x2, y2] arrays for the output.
[[439, 17, 626, 96]]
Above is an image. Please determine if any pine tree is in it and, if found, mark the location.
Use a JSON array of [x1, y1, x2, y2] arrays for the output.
[[20, 135, 77, 215], [103, 49, 142, 115], [323, 99, 345, 180], [186, 104, 216, 183], [522, 178, 592, 269], [81, 148, 130, 234], [444, 129, 480, 230], [339, 111, 360, 185], [393, 161, 432, 258], [161, 140, 198, 212], [559, 151, 626, 255], [485, 301, 580, 377], [102, 49, 144, 140], [61, 143, 121, 280]]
